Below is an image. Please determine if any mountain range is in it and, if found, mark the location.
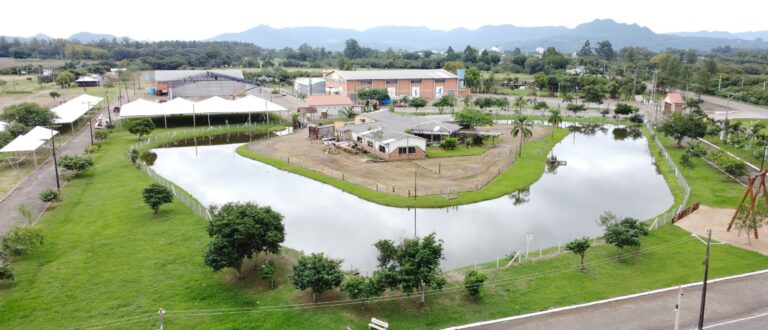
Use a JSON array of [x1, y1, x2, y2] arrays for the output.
[[3, 19, 768, 52]]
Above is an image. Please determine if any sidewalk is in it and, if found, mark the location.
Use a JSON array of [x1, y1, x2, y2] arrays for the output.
[[0, 115, 99, 234], [448, 270, 768, 330]]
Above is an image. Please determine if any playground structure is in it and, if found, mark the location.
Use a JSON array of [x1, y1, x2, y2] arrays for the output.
[[727, 169, 767, 239]]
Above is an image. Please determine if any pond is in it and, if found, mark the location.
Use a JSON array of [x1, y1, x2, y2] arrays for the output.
[[150, 124, 673, 274]]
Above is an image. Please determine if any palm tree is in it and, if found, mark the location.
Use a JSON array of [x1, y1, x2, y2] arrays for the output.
[[514, 96, 527, 114], [511, 116, 534, 157], [547, 109, 563, 139], [684, 97, 703, 114]]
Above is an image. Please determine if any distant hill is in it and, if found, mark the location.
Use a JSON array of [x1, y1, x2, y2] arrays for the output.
[[0, 34, 52, 42], [671, 31, 768, 41], [209, 19, 768, 52], [68, 32, 124, 43]]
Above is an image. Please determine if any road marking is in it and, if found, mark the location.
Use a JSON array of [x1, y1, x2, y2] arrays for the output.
[[445, 269, 768, 329], [703, 311, 768, 329]]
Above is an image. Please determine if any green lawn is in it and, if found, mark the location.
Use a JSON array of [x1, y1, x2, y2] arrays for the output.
[[2, 128, 767, 329], [426, 137, 501, 158], [656, 133, 744, 208], [238, 128, 568, 208]]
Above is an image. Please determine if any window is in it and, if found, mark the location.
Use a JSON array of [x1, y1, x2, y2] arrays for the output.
[[385, 79, 398, 84], [357, 137, 362, 143], [410, 79, 422, 84], [398, 146, 416, 154], [367, 140, 374, 148], [360, 80, 372, 84], [378, 145, 386, 153], [408, 147, 416, 153], [435, 79, 446, 83]]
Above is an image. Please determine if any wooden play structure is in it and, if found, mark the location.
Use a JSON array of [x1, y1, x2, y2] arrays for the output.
[[727, 169, 767, 239]]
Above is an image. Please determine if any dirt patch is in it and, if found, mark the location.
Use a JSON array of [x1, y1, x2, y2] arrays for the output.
[[248, 125, 550, 197], [675, 205, 768, 255]]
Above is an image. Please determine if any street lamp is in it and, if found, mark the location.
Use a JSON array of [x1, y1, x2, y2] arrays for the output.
[[86, 102, 94, 145], [49, 126, 60, 191], [721, 93, 739, 141]]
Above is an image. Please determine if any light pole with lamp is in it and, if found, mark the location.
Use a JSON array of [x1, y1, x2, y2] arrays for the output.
[[721, 93, 739, 141], [86, 102, 94, 145], [49, 125, 60, 191]]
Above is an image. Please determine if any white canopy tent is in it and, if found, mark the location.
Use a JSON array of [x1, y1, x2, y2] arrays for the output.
[[119, 95, 288, 127], [24, 126, 60, 141], [51, 94, 104, 130], [0, 126, 59, 168]]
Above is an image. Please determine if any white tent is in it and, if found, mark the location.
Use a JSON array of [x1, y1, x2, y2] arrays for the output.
[[24, 126, 59, 141], [0, 135, 46, 167], [118, 96, 288, 126], [51, 94, 104, 126], [119, 98, 163, 118]]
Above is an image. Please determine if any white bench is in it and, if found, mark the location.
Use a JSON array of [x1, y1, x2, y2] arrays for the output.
[[368, 317, 389, 330]]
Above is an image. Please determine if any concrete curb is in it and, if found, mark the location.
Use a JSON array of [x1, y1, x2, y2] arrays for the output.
[[444, 268, 768, 329]]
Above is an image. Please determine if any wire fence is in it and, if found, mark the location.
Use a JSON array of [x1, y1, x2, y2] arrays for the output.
[[645, 122, 691, 229]]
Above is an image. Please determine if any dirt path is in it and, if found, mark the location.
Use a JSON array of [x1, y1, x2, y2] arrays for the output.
[[248, 124, 550, 197], [675, 205, 768, 255]]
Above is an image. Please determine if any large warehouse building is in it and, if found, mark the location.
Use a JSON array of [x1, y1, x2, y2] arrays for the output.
[[324, 69, 469, 101], [154, 70, 258, 99]]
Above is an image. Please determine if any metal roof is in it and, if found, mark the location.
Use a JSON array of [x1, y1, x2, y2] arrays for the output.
[[331, 69, 457, 80], [360, 110, 458, 134], [360, 129, 425, 144], [154, 70, 244, 82]]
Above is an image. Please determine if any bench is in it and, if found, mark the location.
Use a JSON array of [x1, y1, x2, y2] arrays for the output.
[[368, 317, 389, 330]]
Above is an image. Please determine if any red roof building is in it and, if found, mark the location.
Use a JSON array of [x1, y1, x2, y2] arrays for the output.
[[663, 92, 685, 115]]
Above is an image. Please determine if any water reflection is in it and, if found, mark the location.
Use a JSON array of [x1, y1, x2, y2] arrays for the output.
[[151, 125, 673, 273]]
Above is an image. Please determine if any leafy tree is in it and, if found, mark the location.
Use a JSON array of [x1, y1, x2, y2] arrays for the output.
[[357, 88, 389, 102], [595, 40, 616, 61], [658, 114, 707, 146], [684, 97, 703, 113], [464, 67, 482, 90], [49, 91, 60, 103], [1, 227, 44, 257], [142, 183, 173, 215], [565, 237, 591, 271], [440, 137, 457, 150], [343, 39, 363, 59], [453, 107, 492, 129], [94, 130, 109, 143], [463, 270, 487, 299], [38, 188, 60, 203], [55, 71, 75, 88], [533, 101, 548, 111], [289, 253, 344, 303], [582, 85, 604, 106], [445, 46, 460, 61], [613, 103, 638, 116], [127, 118, 155, 139], [129, 148, 139, 165], [374, 233, 446, 304], [547, 110, 563, 138], [629, 113, 644, 124], [463, 45, 478, 63], [511, 116, 534, 156], [433, 95, 455, 113], [0, 102, 56, 128], [259, 260, 277, 289], [58, 154, 94, 176], [204, 202, 285, 278], [514, 96, 528, 113], [578, 40, 593, 57], [409, 97, 427, 110], [604, 217, 649, 261], [566, 103, 586, 116], [341, 274, 385, 306]]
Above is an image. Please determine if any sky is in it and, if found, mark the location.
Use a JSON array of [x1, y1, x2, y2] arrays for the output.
[[2, 0, 766, 41]]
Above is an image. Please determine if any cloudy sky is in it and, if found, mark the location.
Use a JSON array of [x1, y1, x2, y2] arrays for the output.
[[2, 0, 766, 40]]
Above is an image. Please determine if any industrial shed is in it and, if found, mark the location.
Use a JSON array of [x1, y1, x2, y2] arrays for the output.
[[154, 70, 259, 99]]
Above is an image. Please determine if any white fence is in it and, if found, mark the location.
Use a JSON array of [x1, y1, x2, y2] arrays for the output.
[[645, 122, 692, 229]]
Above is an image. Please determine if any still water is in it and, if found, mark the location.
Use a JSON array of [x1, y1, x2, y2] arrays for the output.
[[151, 125, 673, 273]]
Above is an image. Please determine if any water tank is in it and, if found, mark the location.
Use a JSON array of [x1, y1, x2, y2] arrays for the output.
[[148, 87, 156, 95], [380, 98, 392, 105]]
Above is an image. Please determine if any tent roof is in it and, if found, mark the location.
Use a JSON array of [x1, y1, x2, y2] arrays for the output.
[[119, 95, 287, 119], [119, 99, 163, 118], [25, 126, 59, 141], [0, 135, 45, 153], [51, 94, 103, 124]]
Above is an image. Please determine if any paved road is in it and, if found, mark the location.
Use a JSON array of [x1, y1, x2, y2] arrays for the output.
[[681, 91, 768, 120], [449, 270, 768, 330], [0, 113, 103, 234]]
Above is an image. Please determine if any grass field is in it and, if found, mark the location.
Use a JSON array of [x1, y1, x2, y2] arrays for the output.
[[2, 128, 767, 329], [237, 128, 568, 208], [426, 137, 500, 158]]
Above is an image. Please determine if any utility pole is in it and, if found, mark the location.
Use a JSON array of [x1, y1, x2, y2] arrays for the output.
[[51, 127, 60, 191], [86, 102, 94, 145], [651, 70, 658, 125], [718, 74, 722, 92], [697, 229, 712, 330], [105, 86, 112, 125], [674, 286, 684, 330]]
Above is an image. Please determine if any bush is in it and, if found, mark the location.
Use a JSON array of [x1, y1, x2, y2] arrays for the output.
[[685, 142, 708, 157], [0, 263, 13, 281], [58, 154, 94, 176], [39, 188, 60, 203], [129, 148, 139, 165], [440, 138, 458, 150], [94, 130, 109, 142], [471, 134, 484, 146], [463, 270, 487, 298], [1, 227, 44, 257], [84, 145, 100, 154], [708, 151, 749, 177], [680, 153, 693, 169]]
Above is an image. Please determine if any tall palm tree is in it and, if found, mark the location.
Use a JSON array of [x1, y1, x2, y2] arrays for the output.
[[547, 109, 563, 139], [511, 116, 534, 157], [684, 97, 703, 114], [514, 96, 527, 114]]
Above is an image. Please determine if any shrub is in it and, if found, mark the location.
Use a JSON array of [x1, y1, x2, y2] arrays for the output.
[[39, 188, 60, 203], [685, 142, 708, 157], [142, 184, 173, 215], [463, 270, 487, 298], [707, 151, 748, 177], [440, 138, 458, 150], [94, 130, 109, 142], [0, 263, 13, 281], [58, 154, 94, 176], [84, 145, 100, 154], [471, 134, 484, 146], [129, 148, 139, 165], [1, 227, 44, 257], [680, 153, 694, 169]]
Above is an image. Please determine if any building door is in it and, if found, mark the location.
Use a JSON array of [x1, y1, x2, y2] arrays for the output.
[[387, 87, 396, 99], [436, 86, 444, 98], [411, 86, 420, 97]]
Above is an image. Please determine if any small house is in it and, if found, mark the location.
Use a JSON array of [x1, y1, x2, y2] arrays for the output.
[[663, 92, 685, 115], [306, 94, 353, 118], [75, 75, 101, 87]]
